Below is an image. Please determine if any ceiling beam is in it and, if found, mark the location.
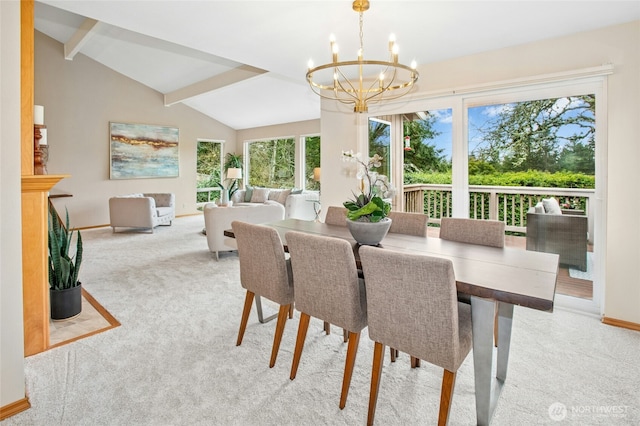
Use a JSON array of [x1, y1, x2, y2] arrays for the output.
[[64, 18, 100, 60], [164, 65, 267, 106]]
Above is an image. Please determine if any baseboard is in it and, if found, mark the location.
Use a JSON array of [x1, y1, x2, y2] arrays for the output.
[[602, 316, 640, 332], [0, 397, 31, 420]]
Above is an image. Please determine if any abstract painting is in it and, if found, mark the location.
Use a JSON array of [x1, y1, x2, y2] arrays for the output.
[[110, 122, 179, 179]]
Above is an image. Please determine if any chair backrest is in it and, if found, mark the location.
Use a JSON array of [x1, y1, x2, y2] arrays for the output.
[[231, 221, 293, 305], [387, 211, 429, 237], [439, 217, 505, 248], [359, 245, 472, 372], [286, 231, 366, 332], [324, 206, 348, 226]]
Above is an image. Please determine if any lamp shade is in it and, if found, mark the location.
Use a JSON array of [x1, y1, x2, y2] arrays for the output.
[[313, 167, 321, 182], [227, 168, 243, 179]]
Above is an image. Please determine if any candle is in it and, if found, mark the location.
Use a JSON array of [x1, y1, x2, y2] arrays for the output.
[[34, 105, 44, 125], [39, 128, 47, 145]]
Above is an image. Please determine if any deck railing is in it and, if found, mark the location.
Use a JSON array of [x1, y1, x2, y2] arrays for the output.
[[403, 183, 595, 242], [196, 187, 222, 204]]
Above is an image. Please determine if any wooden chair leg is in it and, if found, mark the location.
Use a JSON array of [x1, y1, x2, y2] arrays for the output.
[[367, 342, 385, 426], [343, 328, 349, 343], [390, 347, 397, 362], [290, 313, 311, 380], [438, 370, 457, 426], [324, 321, 331, 335], [411, 356, 421, 368], [236, 291, 255, 346], [269, 304, 291, 368], [289, 303, 294, 319], [339, 332, 360, 409]]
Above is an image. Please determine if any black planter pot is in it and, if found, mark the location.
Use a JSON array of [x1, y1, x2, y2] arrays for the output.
[[50, 283, 82, 320]]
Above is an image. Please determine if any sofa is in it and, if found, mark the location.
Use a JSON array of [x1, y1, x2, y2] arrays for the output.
[[526, 197, 588, 271], [203, 201, 285, 260], [109, 193, 175, 233], [230, 187, 319, 221]]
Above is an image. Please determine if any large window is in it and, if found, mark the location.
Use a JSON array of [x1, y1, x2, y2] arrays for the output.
[[247, 137, 295, 188], [368, 118, 391, 177], [196, 140, 222, 203]]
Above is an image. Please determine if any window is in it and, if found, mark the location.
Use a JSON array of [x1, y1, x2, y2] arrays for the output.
[[246, 137, 295, 188], [368, 118, 391, 177], [196, 140, 222, 203], [303, 135, 321, 190]]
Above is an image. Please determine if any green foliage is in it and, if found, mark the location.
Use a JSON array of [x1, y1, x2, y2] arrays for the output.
[[403, 118, 449, 172], [344, 196, 391, 223], [471, 95, 595, 173], [305, 136, 321, 190], [405, 170, 594, 189], [248, 138, 295, 188], [48, 205, 82, 291]]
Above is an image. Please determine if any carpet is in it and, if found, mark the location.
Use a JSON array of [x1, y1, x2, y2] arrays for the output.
[[569, 252, 594, 281], [3, 216, 639, 426]]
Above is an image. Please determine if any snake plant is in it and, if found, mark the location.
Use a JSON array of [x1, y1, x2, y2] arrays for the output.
[[48, 204, 82, 290]]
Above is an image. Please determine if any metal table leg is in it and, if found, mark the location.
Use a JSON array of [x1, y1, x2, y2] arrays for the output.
[[255, 295, 277, 323], [471, 296, 514, 426]]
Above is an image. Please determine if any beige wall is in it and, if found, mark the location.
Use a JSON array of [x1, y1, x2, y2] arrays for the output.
[[320, 21, 640, 324], [1, 0, 26, 408], [35, 31, 238, 228]]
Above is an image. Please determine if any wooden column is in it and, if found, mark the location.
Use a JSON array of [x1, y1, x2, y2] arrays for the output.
[[20, 0, 69, 356], [22, 175, 68, 356]]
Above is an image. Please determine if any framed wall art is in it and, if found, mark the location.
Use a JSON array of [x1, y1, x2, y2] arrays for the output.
[[109, 122, 179, 179]]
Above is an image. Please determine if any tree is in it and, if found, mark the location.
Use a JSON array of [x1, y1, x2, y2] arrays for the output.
[[403, 117, 447, 172], [472, 95, 595, 174]]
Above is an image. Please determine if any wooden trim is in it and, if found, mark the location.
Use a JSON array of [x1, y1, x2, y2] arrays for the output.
[[48, 288, 121, 350], [602, 317, 640, 332], [21, 0, 34, 175], [21, 174, 69, 192], [0, 397, 31, 421]]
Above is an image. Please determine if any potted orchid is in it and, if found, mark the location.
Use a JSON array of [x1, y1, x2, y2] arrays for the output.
[[341, 150, 394, 245]]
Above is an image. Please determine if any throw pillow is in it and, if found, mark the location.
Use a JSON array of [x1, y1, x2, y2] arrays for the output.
[[542, 197, 562, 215], [244, 186, 254, 202], [268, 189, 283, 202], [276, 189, 292, 205], [534, 202, 545, 214], [290, 188, 303, 195], [250, 187, 270, 203]]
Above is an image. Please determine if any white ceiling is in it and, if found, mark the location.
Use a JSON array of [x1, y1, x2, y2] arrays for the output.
[[35, 1, 640, 130]]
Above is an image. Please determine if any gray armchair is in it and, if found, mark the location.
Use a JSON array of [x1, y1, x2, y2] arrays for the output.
[[526, 209, 588, 271]]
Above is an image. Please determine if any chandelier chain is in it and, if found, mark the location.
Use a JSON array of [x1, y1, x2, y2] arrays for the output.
[[359, 12, 364, 54]]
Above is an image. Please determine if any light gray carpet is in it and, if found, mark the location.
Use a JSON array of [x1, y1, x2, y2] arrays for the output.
[[3, 216, 639, 425]]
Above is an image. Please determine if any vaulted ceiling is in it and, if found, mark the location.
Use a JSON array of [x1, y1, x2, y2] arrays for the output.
[[35, 1, 640, 130]]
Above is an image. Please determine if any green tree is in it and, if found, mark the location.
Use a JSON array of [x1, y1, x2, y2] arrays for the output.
[[248, 138, 295, 188], [472, 95, 595, 174], [305, 136, 321, 190], [403, 118, 447, 173]]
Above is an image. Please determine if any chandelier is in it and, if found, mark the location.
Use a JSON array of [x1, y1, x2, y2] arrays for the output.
[[306, 0, 419, 113]]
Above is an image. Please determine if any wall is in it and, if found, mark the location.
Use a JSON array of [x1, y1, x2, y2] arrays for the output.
[[1, 0, 26, 410], [34, 31, 237, 229], [320, 21, 640, 324]]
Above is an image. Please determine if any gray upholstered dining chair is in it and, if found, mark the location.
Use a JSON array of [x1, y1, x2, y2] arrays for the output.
[[359, 245, 473, 426], [439, 217, 505, 348], [231, 220, 294, 368], [324, 205, 348, 226], [387, 211, 429, 237], [286, 230, 367, 410], [384, 210, 429, 363], [439, 217, 505, 248]]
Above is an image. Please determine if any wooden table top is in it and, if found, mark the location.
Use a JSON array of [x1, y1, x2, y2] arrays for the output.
[[225, 219, 559, 312]]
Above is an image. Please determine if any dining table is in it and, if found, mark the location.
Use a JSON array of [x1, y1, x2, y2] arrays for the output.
[[224, 218, 559, 425]]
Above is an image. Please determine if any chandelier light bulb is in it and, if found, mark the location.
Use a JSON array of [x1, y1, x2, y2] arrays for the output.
[[411, 59, 417, 69], [308, 59, 314, 70]]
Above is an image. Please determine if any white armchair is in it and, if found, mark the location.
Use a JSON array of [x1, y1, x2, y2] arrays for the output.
[[109, 193, 175, 233]]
